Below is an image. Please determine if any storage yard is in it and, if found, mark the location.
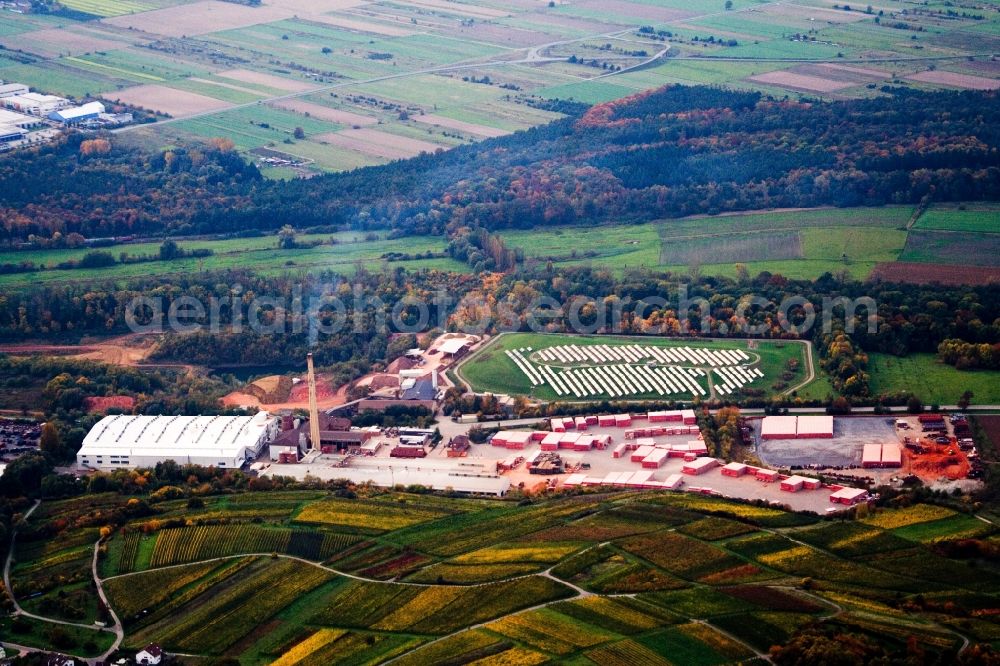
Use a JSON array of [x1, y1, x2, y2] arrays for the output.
[[255, 408, 864, 512], [757, 416, 895, 469], [756, 413, 976, 484]]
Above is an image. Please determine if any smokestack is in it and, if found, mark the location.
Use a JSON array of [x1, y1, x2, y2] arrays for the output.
[[307, 353, 321, 452]]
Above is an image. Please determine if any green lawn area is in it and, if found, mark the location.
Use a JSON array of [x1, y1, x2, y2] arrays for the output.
[[868, 353, 1000, 404], [0, 615, 116, 657], [539, 80, 638, 104], [501, 206, 915, 280], [458, 332, 814, 401], [914, 204, 1000, 234], [0, 233, 465, 288]]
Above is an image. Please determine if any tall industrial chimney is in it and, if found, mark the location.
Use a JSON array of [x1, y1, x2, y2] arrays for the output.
[[306, 353, 321, 452]]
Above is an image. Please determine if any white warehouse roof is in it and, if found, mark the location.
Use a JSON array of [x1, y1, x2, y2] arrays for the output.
[[79, 413, 275, 461], [437, 338, 470, 354], [51, 101, 104, 121]]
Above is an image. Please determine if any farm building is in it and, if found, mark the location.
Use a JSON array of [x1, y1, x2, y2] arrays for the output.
[[760, 416, 797, 439], [78, 413, 278, 470], [436, 337, 471, 360], [136, 644, 163, 665], [682, 457, 719, 475], [721, 462, 748, 477], [796, 415, 834, 438], [830, 487, 868, 505], [49, 101, 105, 124]]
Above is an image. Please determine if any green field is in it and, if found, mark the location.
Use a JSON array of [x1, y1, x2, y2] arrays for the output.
[[914, 204, 1000, 234], [0, 232, 466, 288], [1, 0, 996, 179], [868, 353, 1000, 404], [11, 488, 991, 663], [457, 332, 816, 401], [501, 205, 999, 280]]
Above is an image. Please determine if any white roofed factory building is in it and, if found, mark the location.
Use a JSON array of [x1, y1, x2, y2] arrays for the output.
[[77, 413, 279, 470]]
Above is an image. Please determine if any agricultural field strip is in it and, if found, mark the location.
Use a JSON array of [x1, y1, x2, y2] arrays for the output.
[[100, 546, 603, 589], [112, 23, 655, 132], [21, 492, 990, 661], [3, 528, 120, 659]]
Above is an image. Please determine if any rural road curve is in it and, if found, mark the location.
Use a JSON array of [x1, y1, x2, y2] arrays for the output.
[[4, 500, 119, 665], [3, 499, 40, 616], [92, 540, 124, 663]]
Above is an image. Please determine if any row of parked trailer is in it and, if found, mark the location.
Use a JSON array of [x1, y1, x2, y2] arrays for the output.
[[536, 344, 751, 367]]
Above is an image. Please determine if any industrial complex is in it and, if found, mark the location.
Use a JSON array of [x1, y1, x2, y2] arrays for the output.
[[0, 79, 132, 148], [73, 335, 976, 510], [77, 412, 278, 470]]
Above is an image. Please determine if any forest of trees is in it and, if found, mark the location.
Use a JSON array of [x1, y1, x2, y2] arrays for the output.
[[2, 86, 998, 243], [2, 263, 998, 404]]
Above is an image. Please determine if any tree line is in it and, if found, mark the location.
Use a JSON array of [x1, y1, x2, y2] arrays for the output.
[[2, 86, 998, 244]]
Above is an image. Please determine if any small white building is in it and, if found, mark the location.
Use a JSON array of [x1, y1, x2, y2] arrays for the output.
[[78, 413, 279, 470], [136, 644, 163, 665]]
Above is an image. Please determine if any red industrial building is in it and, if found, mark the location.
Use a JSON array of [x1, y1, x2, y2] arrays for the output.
[[760, 416, 797, 440], [796, 415, 834, 438], [642, 449, 669, 468], [756, 468, 780, 483], [829, 486, 868, 505], [721, 462, 748, 477], [682, 457, 719, 475]]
